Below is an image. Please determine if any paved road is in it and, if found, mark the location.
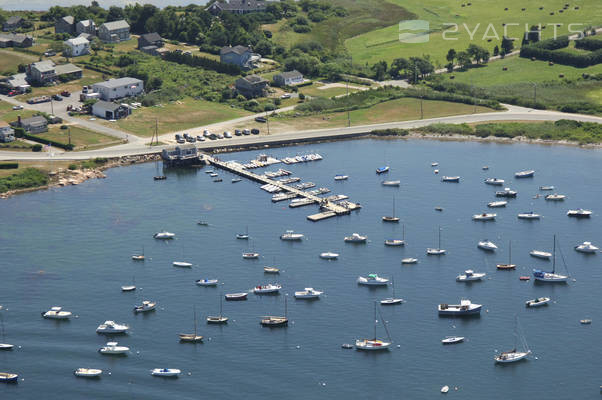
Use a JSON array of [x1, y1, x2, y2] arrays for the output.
[[2, 105, 600, 161]]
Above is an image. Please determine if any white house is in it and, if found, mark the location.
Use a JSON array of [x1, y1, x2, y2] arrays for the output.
[[92, 100, 130, 120], [273, 70, 304, 86], [64, 37, 90, 57], [92, 77, 144, 101]]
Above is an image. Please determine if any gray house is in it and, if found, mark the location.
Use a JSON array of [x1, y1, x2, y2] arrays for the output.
[[11, 115, 48, 134], [138, 32, 163, 49], [92, 100, 130, 120], [220, 45, 260, 69], [3, 16, 24, 32], [98, 20, 130, 43], [0, 33, 33, 48], [273, 70, 303, 86], [76, 19, 96, 36], [235, 75, 268, 98], [0, 122, 15, 143], [26, 61, 56, 84], [55, 16, 75, 34], [92, 77, 144, 101], [208, 0, 266, 14]]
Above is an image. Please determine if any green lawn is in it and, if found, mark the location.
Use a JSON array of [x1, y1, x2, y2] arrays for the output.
[[34, 125, 121, 150], [300, 83, 364, 98], [0, 49, 38, 75], [0, 101, 37, 123], [346, 0, 602, 66]]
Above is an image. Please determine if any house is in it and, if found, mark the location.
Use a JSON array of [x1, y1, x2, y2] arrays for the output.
[[273, 70, 303, 86], [220, 45, 260, 69], [138, 32, 163, 49], [55, 15, 75, 34], [54, 63, 83, 80], [92, 77, 144, 101], [140, 46, 159, 56], [77, 32, 94, 41], [0, 33, 33, 48], [235, 75, 268, 98], [64, 36, 90, 57], [3, 16, 24, 32], [26, 61, 82, 84], [0, 122, 15, 143], [208, 0, 267, 15], [10, 115, 48, 134], [92, 100, 130, 120], [98, 20, 130, 43], [76, 19, 96, 36]]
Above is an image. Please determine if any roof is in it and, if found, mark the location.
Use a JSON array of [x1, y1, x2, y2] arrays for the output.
[[20, 116, 47, 127], [5, 16, 23, 25], [93, 100, 122, 112], [101, 20, 130, 31], [7, 73, 27, 87], [11, 34, 31, 44], [31, 60, 55, 73], [238, 74, 267, 85], [60, 16, 74, 25], [93, 77, 142, 89], [220, 45, 250, 56], [77, 32, 94, 40], [140, 32, 162, 43], [212, 0, 266, 11], [55, 63, 82, 75], [0, 33, 31, 43], [276, 70, 302, 79], [65, 37, 89, 46], [77, 19, 94, 27]]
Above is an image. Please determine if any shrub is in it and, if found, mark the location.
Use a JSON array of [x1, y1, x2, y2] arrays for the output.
[[0, 163, 18, 169], [32, 144, 43, 152], [60, 125, 68, 130], [68, 164, 78, 170], [0, 168, 48, 193], [293, 25, 311, 33]]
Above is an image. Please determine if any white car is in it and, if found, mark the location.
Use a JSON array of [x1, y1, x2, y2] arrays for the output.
[[280, 93, 291, 99], [12, 105, 23, 110], [224, 131, 232, 138]]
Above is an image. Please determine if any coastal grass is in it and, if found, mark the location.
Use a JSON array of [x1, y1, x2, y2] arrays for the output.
[[345, 0, 602, 66], [16, 68, 104, 101], [0, 101, 37, 123], [300, 83, 365, 98], [0, 167, 48, 193], [0, 49, 38, 75], [33, 125, 119, 150]]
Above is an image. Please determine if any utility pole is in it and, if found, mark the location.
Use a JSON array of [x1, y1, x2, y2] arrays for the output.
[[68, 127, 71, 146], [266, 110, 270, 135], [346, 77, 350, 127], [533, 83, 537, 104], [50, 98, 54, 115]]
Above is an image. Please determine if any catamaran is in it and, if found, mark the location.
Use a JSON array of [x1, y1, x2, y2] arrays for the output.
[[494, 316, 531, 363], [533, 235, 570, 283], [355, 302, 392, 351]]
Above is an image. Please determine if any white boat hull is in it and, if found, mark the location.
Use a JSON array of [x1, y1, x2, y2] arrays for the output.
[[495, 351, 530, 363], [74, 368, 102, 378], [320, 253, 339, 259], [380, 298, 403, 305], [151, 369, 181, 377], [355, 339, 391, 351], [173, 262, 192, 268]]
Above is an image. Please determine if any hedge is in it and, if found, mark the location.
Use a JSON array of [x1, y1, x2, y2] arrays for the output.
[[0, 163, 18, 169], [162, 51, 241, 76], [520, 36, 602, 68], [24, 133, 74, 151], [575, 37, 602, 51]]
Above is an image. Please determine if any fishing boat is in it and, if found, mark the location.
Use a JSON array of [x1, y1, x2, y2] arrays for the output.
[[473, 213, 496, 221], [134, 300, 156, 313], [179, 305, 203, 342], [151, 368, 181, 377], [435, 206, 443, 211], [426, 226, 446, 255], [357, 274, 389, 286], [260, 296, 288, 327], [456, 270, 486, 282], [495, 188, 517, 198], [497, 241, 516, 270], [545, 193, 566, 201], [253, 284, 281, 294], [376, 166, 389, 174], [533, 235, 570, 283], [153, 231, 175, 239], [441, 176, 460, 182], [355, 302, 392, 351], [441, 336, 464, 344], [294, 288, 323, 299], [484, 178, 505, 186], [41, 306, 72, 320], [575, 241, 599, 254], [380, 277, 403, 305], [478, 240, 497, 251], [515, 170, 535, 178], [344, 233, 367, 243], [438, 299, 482, 316], [482, 165, 489, 170], [530, 250, 552, 259], [195, 279, 218, 286], [131, 247, 145, 261], [96, 321, 129, 334], [525, 297, 550, 307], [280, 230, 304, 241], [494, 316, 531, 363], [173, 261, 192, 268], [74, 368, 102, 378], [264, 267, 280, 274], [382, 197, 400, 222], [99, 342, 129, 355], [207, 295, 228, 324], [401, 258, 418, 264], [382, 180, 400, 187], [231, 178, 242, 183], [580, 319, 592, 325], [334, 175, 348, 181], [539, 186, 555, 191], [518, 212, 541, 220], [320, 252, 339, 259], [225, 292, 248, 301], [567, 209, 592, 218], [236, 226, 249, 240], [488, 201, 507, 208]]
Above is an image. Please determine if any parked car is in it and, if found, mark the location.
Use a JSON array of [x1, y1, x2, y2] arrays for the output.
[[280, 93, 291, 99], [183, 133, 190, 139], [217, 133, 224, 139], [255, 116, 267, 123], [234, 129, 242, 136], [224, 131, 232, 138], [251, 128, 260, 135], [12, 105, 23, 110], [196, 135, 205, 142], [60, 90, 71, 97], [186, 136, 196, 143], [43, 51, 56, 57], [243, 129, 251, 135], [52, 94, 63, 101], [176, 138, 186, 144], [175, 134, 182, 140], [7, 90, 17, 97]]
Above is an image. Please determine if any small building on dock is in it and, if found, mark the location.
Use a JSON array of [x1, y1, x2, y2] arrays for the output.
[[161, 144, 202, 167]]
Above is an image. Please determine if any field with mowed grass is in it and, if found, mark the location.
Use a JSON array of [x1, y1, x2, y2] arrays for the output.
[[33, 125, 122, 150], [0, 49, 38, 75], [0, 101, 37, 123], [345, 0, 602, 66]]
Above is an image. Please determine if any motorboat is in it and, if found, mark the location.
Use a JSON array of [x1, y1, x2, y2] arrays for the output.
[[530, 250, 552, 259], [253, 284, 281, 294], [225, 292, 248, 301], [515, 170, 535, 178], [356, 302, 392, 351], [384, 239, 405, 246], [341, 343, 353, 349], [496, 188, 517, 198], [74, 368, 102, 378], [41, 306, 72, 320], [441, 176, 460, 182], [260, 296, 288, 327], [456, 270, 486, 282], [173, 261, 192, 268], [441, 386, 450, 394], [525, 297, 550, 307], [473, 213, 496, 221], [482, 166, 489, 170], [264, 267, 280, 274], [334, 175, 348, 181], [196, 279, 218, 286], [242, 252, 260, 259], [376, 166, 389, 174], [209, 173, 218, 177], [485, 178, 504, 186], [151, 368, 181, 377], [575, 241, 599, 254], [441, 336, 464, 344], [236, 226, 249, 240], [494, 316, 531, 363], [153, 231, 175, 239], [121, 285, 136, 292], [478, 240, 497, 251], [434, 169, 439, 174], [488, 201, 507, 208], [438, 299, 482, 316], [431, 162, 439, 167], [197, 220, 209, 226], [435, 206, 443, 211], [497, 241, 516, 270], [518, 212, 541, 220], [294, 288, 323, 299], [280, 230, 304, 241], [99, 342, 129, 355], [0, 372, 18, 382], [131, 250, 145, 261], [401, 258, 418, 264], [533, 235, 569, 283], [567, 209, 592, 218], [344, 233, 367, 243], [539, 186, 555, 191], [96, 321, 129, 334], [380, 277, 403, 305], [580, 319, 592, 325], [545, 193, 565, 201], [357, 274, 389, 286], [0, 343, 13, 351], [382, 180, 400, 187], [320, 252, 339, 259], [231, 178, 242, 183], [134, 300, 156, 313]]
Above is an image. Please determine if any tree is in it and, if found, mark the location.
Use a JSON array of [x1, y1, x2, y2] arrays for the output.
[[107, 6, 125, 22], [446, 48, 457, 64], [467, 44, 489, 64], [389, 57, 409, 78], [254, 39, 273, 56], [371, 61, 387, 81], [493, 45, 499, 57], [501, 36, 514, 54], [457, 51, 472, 69], [319, 62, 343, 81]]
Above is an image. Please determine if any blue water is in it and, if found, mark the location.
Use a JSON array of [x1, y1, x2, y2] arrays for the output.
[[1, 139, 601, 399]]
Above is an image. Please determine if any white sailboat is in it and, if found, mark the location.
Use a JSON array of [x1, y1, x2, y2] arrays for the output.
[[478, 240, 497, 251], [494, 316, 531, 363], [179, 305, 203, 342], [153, 231, 175, 239], [260, 295, 288, 327], [426, 226, 446, 255], [355, 302, 392, 351], [0, 313, 13, 351], [382, 197, 400, 223], [533, 235, 570, 283], [380, 277, 403, 305], [207, 295, 228, 324]]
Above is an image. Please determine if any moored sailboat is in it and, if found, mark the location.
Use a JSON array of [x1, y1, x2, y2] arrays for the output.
[[355, 302, 392, 351], [497, 241, 516, 270], [494, 316, 531, 363], [533, 235, 570, 283]]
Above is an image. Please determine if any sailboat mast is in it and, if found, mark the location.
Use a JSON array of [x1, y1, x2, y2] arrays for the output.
[[402, 224, 405, 241], [284, 295, 288, 318], [552, 235, 556, 273], [373, 301, 377, 340], [438, 226, 441, 249], [508, 241, 512, 264]]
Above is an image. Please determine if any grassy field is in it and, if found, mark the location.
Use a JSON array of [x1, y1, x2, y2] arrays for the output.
[[16, 68, 105, 101], [0, 101, 37, 123], [0, 49, 38, 75], [34, 125, 120, 150], [345, 0, 602, 66], [300, 83, 365, 98]]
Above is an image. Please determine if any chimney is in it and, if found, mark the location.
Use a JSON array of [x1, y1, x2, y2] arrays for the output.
[[18, 115, 21, 126]]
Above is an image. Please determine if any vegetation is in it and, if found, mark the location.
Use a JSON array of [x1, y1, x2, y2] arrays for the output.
[[0, 168, 48, 194], [0, 162, 18, 169], [520, 35, 602, 68]]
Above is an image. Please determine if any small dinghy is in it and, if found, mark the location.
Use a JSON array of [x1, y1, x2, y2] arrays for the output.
[[488, 201, 507, 208], [121, 285, 136, 292], [320, 252, 339, 259], [518, 212, 541, 220], [225, 292, 248, 301], [441, 385, 449, 393], [382, 180, 400, 187], [41, 306, 72, 320], [231, 178, 242, 183], [99, 342, 129, 355], [441, 336, 464, 344], [173, 261, 193, 268], [196, 279, 218, 286], [134, 300, 156, 313], [401, 258, 418, 264], [525, 297, 550, 307], [539, 186, 555, 191], [74, 368, 102, 378], [341, 343, 353, 349], [0, 372, 18, 383], [334, 175, 348, 181], [242, 252, 260, 259], [263, 267, 280, 274], [151, 368, 181, 378], [519, 276, 531, 281], [153, 231, 175, 239], [441, 176, 460, 182]]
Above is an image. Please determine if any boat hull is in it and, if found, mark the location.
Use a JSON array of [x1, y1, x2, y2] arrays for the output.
[[495, 351, 530, 363], [225, 293, 248, 301]]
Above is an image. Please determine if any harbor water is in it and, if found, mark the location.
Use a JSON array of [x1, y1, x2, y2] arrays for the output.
[[0, 138, 601, 399]]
